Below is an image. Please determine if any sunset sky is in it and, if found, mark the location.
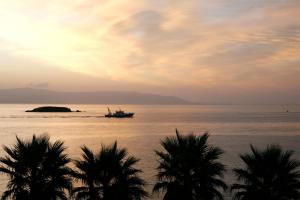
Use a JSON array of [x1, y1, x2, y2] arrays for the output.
[[0, 0, 299, 103]]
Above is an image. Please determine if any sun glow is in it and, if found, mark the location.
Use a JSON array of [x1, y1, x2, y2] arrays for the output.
[[0, 0, 299, 102]]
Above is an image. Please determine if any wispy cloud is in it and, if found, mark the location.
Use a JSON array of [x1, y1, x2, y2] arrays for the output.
[[0, 0, 299, 103]]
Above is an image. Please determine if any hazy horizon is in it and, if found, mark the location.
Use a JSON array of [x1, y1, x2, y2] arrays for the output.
[[1, 87, 300, 105], [0, 0, 299, 104]]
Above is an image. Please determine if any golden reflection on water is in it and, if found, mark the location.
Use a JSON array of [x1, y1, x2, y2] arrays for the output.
[[0, 104, 300, 199]]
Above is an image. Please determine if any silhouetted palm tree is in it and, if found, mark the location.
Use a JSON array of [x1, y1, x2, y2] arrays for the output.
[[153, 130, 227, 200], [231, 144, 300, 200], [72, 146, 101, 200], [0, 135, 72, 200], [72, 142, 147, 200]]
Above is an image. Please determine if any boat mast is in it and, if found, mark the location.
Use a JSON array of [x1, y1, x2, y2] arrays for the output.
[[107, 107, 112, 115]]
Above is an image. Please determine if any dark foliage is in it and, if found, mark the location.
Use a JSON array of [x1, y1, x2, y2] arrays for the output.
[[153, 130, 227, 200], [0, 135, 72, 200], [231, 144, 300, 200], [72, 142, 147, 200]]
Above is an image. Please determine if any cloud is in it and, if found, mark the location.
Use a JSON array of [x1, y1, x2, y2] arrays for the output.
[[0, 0, 299, 103], [29, 82, 49, 89]]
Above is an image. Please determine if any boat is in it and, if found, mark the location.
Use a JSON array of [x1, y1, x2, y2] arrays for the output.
[[105, 108, 134, 118]]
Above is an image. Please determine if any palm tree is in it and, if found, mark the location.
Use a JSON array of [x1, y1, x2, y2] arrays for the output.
[[231, 144, 300, 200], [72, 146, 102, 200], [0, 135, 72, 200], [153, 130, 227, 200], [72, 142, 147, 200]]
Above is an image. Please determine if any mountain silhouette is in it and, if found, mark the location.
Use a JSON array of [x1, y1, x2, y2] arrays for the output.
[[0, 88, 191, 104]]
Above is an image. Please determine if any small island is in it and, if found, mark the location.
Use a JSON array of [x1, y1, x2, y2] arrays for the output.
[[26, 106, 80, 112]]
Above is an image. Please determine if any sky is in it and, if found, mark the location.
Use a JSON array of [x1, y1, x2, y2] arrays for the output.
[[0, 0, 299, 104]]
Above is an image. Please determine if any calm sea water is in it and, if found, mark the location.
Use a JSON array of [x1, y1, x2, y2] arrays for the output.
[[0, 104, 300, 199]]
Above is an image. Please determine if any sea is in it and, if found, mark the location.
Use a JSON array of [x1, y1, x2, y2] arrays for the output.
[[0, 104, 300, 199]]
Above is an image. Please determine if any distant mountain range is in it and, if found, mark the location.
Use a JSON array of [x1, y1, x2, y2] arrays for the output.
[[0, 88, 191, 104]]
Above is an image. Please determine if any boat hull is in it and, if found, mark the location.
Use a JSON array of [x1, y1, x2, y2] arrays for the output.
[[105, 113, 134, 118]]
